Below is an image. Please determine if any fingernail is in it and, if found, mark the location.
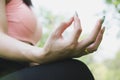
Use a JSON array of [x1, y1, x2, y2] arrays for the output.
[[75, 11, 79, 17], [101, 16, 105, 24], [102, 27, 105, 33], [103, 26, 105, 30]]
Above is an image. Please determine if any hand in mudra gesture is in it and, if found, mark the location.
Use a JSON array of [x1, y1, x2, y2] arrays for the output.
[[43, 12, 105, 62]]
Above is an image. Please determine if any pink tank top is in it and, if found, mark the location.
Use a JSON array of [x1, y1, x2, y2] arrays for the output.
[[6, 0, 41, 45]]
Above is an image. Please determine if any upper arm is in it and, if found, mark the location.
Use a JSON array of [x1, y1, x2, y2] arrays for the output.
[[0, 0, 8, 33]]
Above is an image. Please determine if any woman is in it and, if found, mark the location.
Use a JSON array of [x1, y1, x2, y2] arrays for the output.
[[0, 0, 105, 80]]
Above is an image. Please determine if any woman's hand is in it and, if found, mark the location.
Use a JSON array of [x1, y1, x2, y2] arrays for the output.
[[74, 18, 105, 57], [42, 12, 105, 62]]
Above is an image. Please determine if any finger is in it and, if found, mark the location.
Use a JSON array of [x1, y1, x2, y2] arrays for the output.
[[77, 18, 104, 49], [93, 27, 105, 48], [52, 17, 74, 38], [87, 27, 105, 51], [88, 19, 103, 41], [69, 12, 82, 43]]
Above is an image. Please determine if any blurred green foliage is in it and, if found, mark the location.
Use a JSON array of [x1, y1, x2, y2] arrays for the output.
[[105, 0, 120, 12], [104, 0, 120, 38], [105, 0, 120, 5]]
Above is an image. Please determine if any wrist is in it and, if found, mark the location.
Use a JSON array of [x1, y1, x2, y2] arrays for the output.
[[30, 46, 45, 64]]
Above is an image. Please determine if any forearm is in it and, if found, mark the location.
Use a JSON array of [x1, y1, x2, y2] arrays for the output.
[[0, 33, 45, 63]]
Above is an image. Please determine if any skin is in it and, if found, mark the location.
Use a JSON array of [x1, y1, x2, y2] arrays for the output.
[[0, 0, 105, 64]]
